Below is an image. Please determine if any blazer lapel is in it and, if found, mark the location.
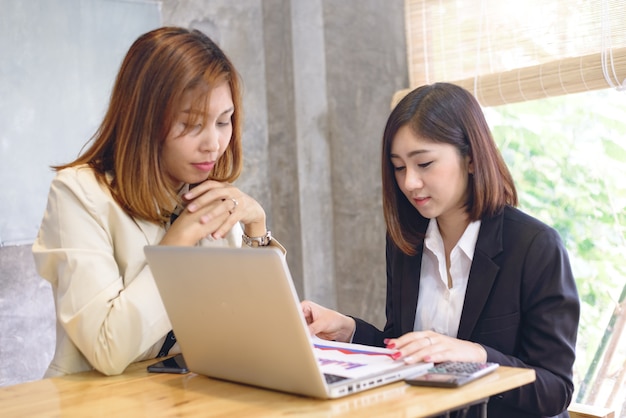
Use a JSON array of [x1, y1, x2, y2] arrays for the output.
[[399, 246, 423, 334], [134, 185, 188, 245], [456, 211, 504, 340], [133, 217, 165, 245]]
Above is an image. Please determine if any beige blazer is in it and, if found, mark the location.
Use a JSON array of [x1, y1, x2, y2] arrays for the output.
[[32, 165, 281, 377]]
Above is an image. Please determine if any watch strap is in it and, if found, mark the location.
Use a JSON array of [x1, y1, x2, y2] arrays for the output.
[[242, 230, 272, 247]]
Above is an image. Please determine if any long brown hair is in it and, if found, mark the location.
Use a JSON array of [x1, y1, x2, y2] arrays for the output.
[[382, 83, 517, 255], [55, 27, 244, 224]]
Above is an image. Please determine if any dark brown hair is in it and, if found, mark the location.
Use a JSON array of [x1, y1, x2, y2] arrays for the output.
[[55, 27, 244, 224], [382, 83, 517, 255]]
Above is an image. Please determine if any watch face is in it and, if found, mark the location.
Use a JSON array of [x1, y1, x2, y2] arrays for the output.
[[243, 231, 271, 247]]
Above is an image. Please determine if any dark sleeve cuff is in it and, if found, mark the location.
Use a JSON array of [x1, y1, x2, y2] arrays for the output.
[[351, 316, 386, 347]]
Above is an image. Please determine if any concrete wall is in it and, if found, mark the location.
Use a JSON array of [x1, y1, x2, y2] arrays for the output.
[[0, 0, 407, 385]]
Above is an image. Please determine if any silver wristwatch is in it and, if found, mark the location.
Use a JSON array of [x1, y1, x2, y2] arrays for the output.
[[242, 230, 272, 247]]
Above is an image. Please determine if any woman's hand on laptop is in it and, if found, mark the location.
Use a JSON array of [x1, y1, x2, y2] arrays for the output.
[[301, 300, 356, 343]]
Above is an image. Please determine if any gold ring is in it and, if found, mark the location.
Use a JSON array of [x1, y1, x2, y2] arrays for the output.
[[229, 198, 238, 214]]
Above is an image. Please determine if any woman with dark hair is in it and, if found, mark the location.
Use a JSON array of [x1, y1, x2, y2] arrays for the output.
[[302, 83, 579, 417], [33, 27, 281, 377]]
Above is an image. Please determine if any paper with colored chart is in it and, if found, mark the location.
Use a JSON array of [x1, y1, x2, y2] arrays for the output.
[[312, 338, 424, 379]]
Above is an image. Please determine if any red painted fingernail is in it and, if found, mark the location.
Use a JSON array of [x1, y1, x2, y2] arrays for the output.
[[386, 343, 396, 349], [391, 352, 402, 360]]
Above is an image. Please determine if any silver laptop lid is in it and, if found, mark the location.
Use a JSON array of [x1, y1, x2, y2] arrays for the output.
[[144, 245, 329, 398]]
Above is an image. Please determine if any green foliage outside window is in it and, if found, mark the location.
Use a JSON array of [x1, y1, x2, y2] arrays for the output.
[[484, 89, 626, 413]]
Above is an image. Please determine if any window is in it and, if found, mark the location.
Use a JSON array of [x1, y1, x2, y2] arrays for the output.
[[399, 0, 626, 106]]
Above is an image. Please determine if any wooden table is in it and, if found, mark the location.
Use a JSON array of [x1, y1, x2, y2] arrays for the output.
[[0, 360, 535, 417]]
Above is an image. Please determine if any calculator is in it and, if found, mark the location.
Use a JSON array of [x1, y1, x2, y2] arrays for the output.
[[405, 361, 499, 388]]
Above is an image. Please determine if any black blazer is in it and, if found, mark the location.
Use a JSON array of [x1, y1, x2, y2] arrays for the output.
[[352, 206, 580, 417]]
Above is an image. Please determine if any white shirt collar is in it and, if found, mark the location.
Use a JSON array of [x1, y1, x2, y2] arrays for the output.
[[458, 219, 481, 260], [424, 218, 481, 259]]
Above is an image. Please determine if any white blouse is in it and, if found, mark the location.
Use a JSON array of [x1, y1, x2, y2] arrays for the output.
[[413, 218, 481, 337]]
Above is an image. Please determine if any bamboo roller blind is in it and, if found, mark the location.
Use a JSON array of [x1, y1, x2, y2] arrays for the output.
[[395, 0, 626, 108]]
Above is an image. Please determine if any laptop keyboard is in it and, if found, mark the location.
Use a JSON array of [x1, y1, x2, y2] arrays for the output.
[[324, 373, 349, 384]]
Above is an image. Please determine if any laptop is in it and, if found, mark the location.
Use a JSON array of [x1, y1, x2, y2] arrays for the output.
[[144, 245, 432, 399]]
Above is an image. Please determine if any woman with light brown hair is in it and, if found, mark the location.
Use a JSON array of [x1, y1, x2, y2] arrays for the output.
[[33, 27, 280, 377]]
